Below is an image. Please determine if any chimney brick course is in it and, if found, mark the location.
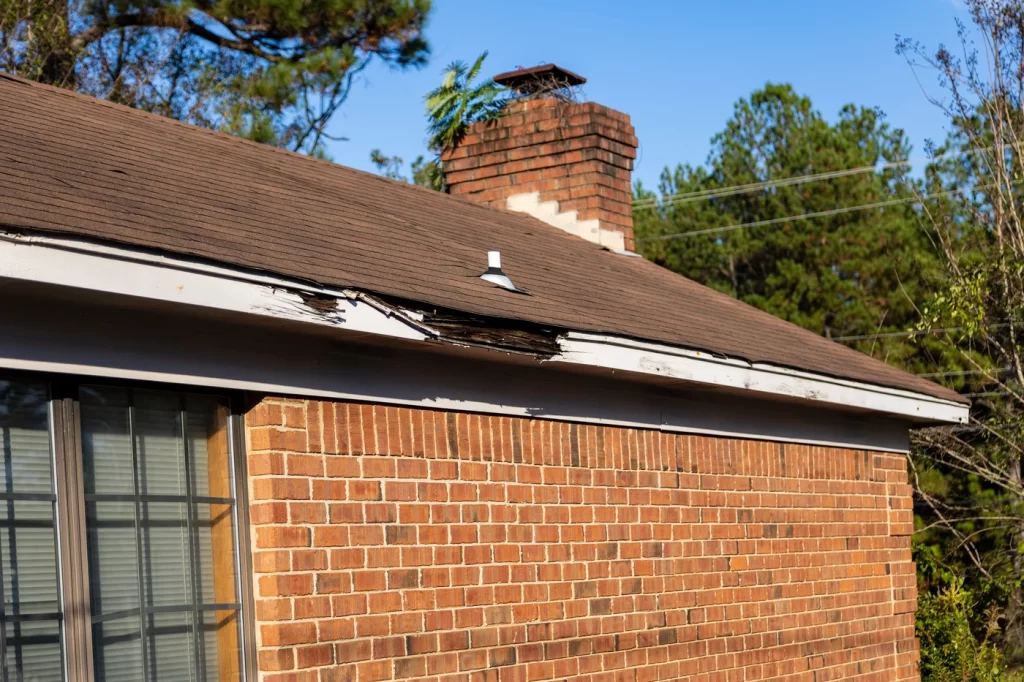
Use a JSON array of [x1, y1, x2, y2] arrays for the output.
[[245, 396, 920, 682], [443, 98, 639, 250]]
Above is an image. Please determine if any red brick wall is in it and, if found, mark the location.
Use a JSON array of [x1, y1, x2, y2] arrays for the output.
[[441, 99, 638, 250], [245, 397, 919, 682]]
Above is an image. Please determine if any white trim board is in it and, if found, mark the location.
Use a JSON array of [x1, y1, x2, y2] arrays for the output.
[[0, 230, 968, 426], [0, 232, 429, 341], [552, 333, 968, 424]]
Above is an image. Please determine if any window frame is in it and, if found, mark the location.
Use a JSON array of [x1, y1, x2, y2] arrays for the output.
[[0, 372, 255, 682]]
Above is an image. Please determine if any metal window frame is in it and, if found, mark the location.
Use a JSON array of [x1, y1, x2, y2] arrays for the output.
[[52, 389, 93, 682], [228, 400, 257, 682], [0, 371, 255, 682]]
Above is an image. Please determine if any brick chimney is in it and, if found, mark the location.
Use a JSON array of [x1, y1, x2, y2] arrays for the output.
[[441, 65, 638, 251]]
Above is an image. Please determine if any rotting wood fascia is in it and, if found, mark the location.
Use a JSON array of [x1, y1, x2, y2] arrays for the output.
[[374, 296, 562, 357], [425, 313, 561, 356], [298, 290, 339, 314]]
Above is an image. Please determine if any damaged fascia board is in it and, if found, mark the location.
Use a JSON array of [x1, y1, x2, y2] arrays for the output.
[[0, 232, 431, 341], [0, 231, 969, 425], [551, 332, 969, 425]]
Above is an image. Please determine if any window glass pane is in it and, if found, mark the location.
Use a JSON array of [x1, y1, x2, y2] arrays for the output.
[[92, 615, 143, 682], [146, 611, 196, 682], [203, 610, 240, 682], [81, 386, 241, 682], [195, 503, 236, 605], [186, 397, 232, 499], [0, 501, 59, 616], [0, 379, 63, 682], [5, 618, 62, 682], [80, 386, 134, 496], [134, 392, 186, 497], [0, 382, 51, 495], [86, 501, 139, 617], [141, 502, 192, 607]]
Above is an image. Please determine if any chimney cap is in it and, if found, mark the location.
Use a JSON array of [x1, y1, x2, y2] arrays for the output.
[[493, 64, 586, 94]]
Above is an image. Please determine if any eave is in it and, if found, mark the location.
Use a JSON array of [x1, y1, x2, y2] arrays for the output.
[[0, 230, 969, 427]]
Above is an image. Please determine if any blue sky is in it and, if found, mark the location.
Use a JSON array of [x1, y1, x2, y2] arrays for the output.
[[325, 0, 969, 188]]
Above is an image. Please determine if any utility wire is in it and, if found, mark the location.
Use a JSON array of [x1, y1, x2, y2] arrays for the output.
[[631, 145, 993, 209], [638, 196, 913, 242], [916, 367, 1011, 379], [630, 150, 1016, 389], [631, 158, 917, 209], [830, 324, 1008, 343], [636, 184, 989, 244]]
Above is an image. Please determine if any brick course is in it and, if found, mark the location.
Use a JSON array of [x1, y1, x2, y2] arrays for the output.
[[442, 99, 639, 250], [245, 397, 919, 682]]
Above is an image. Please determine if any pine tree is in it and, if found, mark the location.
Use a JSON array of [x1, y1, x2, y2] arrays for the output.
[[0, 0, 431, 154], [634, 84, 960, 378]]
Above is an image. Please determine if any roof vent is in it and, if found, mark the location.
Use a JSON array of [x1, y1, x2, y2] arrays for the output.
[[481, 251, 525, 293]]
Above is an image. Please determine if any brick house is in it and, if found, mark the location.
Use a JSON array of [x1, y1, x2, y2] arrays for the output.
[[0, 64, 968, 682]]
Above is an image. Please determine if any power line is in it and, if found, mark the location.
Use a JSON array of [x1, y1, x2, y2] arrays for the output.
[[636, 185, 975, 244], [631, 145, 993, 210], [916, 367, 1011, 379], [631, 158, 918, 209], [832, 325, 972, 342], [830, 324, 1008, 343]]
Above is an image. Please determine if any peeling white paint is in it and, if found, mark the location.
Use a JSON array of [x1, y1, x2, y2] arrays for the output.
[[506, 192, 625, 250], [0, 232, 430, 341], [552, 332, 970, 425]]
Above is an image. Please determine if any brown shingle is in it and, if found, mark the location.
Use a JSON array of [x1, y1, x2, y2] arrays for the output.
[[0, 72, 965, 405]]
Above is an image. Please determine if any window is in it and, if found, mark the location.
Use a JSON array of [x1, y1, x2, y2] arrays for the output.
[[0, 377, 252, 682], [0, 379, 62, 681]]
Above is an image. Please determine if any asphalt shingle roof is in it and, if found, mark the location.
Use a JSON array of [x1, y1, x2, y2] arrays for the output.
[[0, 72, 966, 405]]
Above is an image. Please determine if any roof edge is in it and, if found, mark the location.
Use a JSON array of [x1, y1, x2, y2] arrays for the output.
[[0, 229, 969, 424], [552, 332, 969, 425]]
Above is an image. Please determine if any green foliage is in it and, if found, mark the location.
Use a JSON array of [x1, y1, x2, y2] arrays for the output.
[[634, 83, 961, 378], [369, 148, 443, 190], [913, 505, 1014, 656], [410, 154, 443, 190], [897, 3, 1024, 663], [916, 575, 1011, 682], [370, 148, 407, 180], [369, 50, 506, 191], [0, 0, 431, 153], [424, 50, 507, 153], [919, 268, 992, 340]]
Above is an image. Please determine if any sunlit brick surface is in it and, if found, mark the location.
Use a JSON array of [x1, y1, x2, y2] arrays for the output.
[[245, 398, 918, 682], [441, 99, 638, 250]]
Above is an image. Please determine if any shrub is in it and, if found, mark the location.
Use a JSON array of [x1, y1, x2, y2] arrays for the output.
[[917, 579, 1010, 682]]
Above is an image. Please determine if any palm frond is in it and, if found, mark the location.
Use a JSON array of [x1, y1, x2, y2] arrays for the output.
[[424, 50, 508, 152]]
